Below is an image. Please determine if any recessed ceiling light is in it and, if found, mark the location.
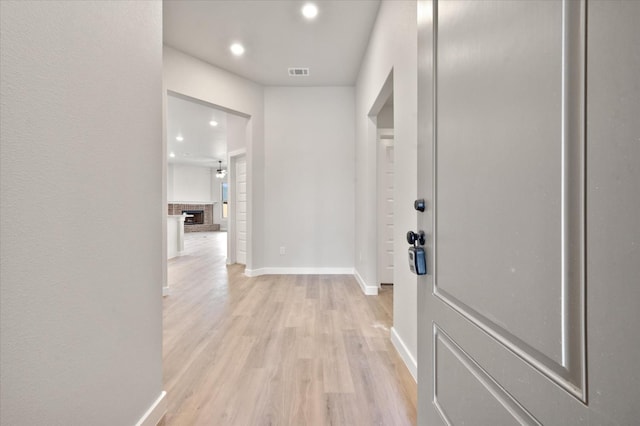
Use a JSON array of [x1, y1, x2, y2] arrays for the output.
[[176, 135, 184, 141], [169, 152, 175, 158], [302, 3, 318, 19], [230, 43, 245, 56], [209, 120, 218, 127]]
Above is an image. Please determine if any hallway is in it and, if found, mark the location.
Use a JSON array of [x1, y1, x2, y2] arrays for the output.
[[163, 232, 416, 425]]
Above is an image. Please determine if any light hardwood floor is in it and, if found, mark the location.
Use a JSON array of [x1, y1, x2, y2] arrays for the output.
[[163, 232, 416, 425]]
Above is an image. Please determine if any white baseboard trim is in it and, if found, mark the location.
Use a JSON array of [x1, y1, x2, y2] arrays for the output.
[[135, 390, 167, 426], [353, 269, 379, 296], [390, 327, 417, 382], [244, 267, 259, 277], [245, 267, 354, 277], [162, 286, 170, 297]]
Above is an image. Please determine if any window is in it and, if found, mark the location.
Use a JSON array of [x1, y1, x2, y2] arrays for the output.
[[221, 182, 228, 218]]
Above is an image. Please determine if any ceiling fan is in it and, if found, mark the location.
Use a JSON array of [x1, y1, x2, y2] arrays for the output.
[[216, 160, 227, 179]]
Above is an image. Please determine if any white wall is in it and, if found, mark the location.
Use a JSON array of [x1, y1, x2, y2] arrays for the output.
[[222, 113, 249, 231], [0, 2, 164, 425], [227, 112, 248, 153], [378, 102, 394, 128], [168, 164, 214, 203], [263, 87, 355, 271], [163, 46, 264, 270], [355, 0, 418, 377], [167, 161, 175, 202]]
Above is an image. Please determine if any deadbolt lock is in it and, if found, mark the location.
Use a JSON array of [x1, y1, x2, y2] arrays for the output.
[[406, 230, 425, 246]]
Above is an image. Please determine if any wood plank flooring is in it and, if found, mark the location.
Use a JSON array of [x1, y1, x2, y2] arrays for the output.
[[163, 232, 416, 425]]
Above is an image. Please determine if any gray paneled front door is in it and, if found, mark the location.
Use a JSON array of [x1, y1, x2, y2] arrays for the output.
[[417, 1, 640, 424]]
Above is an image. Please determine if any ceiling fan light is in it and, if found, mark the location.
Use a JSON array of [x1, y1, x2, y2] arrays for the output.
[[215, 160, 227, 179]]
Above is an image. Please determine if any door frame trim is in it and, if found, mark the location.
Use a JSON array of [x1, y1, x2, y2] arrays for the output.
[[227, 149, 246, 265], [377, 128, 395, 286]]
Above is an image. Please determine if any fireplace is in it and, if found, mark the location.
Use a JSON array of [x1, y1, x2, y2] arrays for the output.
[[182, 210, 204, 225], [169, 204, 218, 232]]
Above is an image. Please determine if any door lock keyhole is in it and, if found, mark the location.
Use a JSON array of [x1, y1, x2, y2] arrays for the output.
[[407, 230, 425, 246]]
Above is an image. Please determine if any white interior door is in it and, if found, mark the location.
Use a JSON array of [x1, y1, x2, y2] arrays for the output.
[[235, 156, 247, 265], [417, 1, 640, 424], [378, 130, 394, 285]]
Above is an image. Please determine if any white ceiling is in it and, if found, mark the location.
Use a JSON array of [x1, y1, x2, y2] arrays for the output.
[[166, 93, 228, 168], [163, 0, 382, 86], [164, 1, 381, 168]]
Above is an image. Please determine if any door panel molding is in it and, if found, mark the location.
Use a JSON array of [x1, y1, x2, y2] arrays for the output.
[[432, 0, 587, 401], [433, 324, 541, 426]]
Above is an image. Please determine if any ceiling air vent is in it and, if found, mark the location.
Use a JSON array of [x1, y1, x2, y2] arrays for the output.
[[288, 67, 310, 77]]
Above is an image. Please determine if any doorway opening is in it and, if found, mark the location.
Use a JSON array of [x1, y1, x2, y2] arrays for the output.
[[165, 92, 228, 247], [163, 90, 251, 295], [368, 70, 395, 320], [377, 99, 394, 287]]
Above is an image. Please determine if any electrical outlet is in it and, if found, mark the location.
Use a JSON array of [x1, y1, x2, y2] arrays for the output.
[[279, 246, 286, 255]]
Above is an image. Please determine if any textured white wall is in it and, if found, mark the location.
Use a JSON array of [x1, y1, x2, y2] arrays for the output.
[[163, 46, 264, 270], [355, 1, 418, 372], [169, 164, 214, 203], [263, 87, 355, 270], [0, 1, 164, 425]]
